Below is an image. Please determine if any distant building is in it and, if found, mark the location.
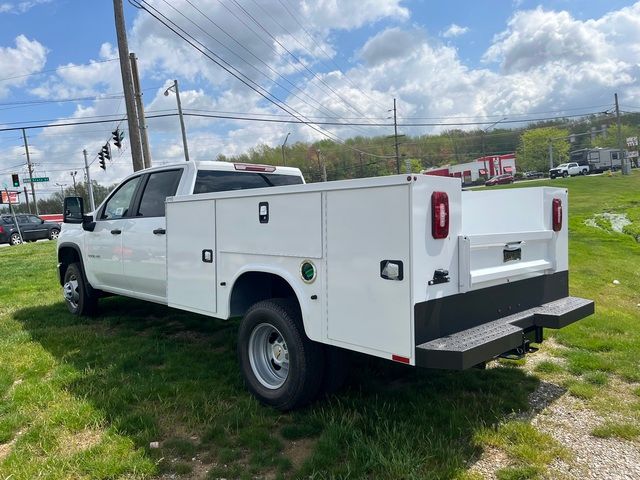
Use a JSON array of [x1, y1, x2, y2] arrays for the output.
[[422, 153, 516, 184]]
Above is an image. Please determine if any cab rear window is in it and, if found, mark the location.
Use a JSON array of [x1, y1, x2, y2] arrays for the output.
[[194, 170, 303, 194]]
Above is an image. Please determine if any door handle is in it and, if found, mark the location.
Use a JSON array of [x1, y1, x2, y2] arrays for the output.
[[110, 229, 122, 235], [153, 228, 166, 235]]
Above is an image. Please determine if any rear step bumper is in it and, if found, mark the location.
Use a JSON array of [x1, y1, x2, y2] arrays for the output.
[[415, 296, 594, 370]]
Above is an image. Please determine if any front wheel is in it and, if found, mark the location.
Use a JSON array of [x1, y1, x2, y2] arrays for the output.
[[9, 232, 21, 245], [63, 263, 98, 316], [49, 228, 60, 240], [562, 171, 569, 178], [238, 299, 324, 411]]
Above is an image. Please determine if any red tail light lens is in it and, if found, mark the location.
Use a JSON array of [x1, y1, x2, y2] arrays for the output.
[[431, 191, 449, 239], [552, 198, 562, 231], [0, 226, 4, 233]]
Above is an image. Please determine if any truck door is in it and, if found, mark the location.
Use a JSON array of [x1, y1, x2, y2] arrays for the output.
[[121, 169, 183, 301], [86, 175, 142, 289]]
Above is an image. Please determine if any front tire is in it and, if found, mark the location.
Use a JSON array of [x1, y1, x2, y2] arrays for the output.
[[562, 171, 568, 178], [9, 232, 21, 245], [238, 299, 324, 411], [63, 262, 98, 316]]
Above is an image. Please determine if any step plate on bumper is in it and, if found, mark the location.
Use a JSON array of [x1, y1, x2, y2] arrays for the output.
[[415, 296, 594, 370]]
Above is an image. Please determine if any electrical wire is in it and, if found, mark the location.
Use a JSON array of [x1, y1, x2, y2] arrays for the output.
[[130, 0, 395, 159]]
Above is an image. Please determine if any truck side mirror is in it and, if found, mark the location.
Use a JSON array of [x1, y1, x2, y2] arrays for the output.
[[63, 196, 84, 224]]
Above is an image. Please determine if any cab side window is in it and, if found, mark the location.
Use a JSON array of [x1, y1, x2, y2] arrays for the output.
[[28, 215, 42, 224], [136, 170, 183, 218], [101, 176, 141, 220]]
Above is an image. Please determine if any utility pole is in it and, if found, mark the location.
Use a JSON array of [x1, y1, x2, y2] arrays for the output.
[[164, 80, 190, 162], [615, 93, 629, 175], [316, 149, 327, 182], [4, 186, 23, 243], [55, 183, 65, 207], [548, 141, 554, 170], [83, 149, 96, 211], [23, 186, 30, 213], [129, 52, 151, 169], [281, 132, 291, 166], [21, 128, 38, 215], [113, 0, 144, 172], [393, 98, 400, 174]]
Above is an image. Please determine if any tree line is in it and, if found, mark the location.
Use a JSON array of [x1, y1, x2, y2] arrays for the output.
[[2, 112, 638, 214]]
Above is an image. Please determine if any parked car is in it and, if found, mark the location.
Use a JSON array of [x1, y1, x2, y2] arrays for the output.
[[0, 214, 61, 245], [485, 174, 514, 186], [523, 171, 545, 179]]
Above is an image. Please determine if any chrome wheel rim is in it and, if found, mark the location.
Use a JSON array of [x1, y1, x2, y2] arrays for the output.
[[248, 323, 289, 389], [63, 275, 80, 310], [50, 229, 59, 239], [10, 234, 21, 245]]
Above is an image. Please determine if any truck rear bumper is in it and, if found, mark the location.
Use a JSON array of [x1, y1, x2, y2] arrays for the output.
[[415, 296, 593, 369], [413, 272, 594, 369]]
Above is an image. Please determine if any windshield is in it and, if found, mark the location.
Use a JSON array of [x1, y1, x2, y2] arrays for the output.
[[557, 164, 568, 168]]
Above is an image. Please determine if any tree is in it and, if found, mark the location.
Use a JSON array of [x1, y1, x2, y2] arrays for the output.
[[516, 127, 570, 172]]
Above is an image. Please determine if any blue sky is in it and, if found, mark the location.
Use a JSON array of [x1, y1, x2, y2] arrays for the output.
[[1, 0, 639, 194]]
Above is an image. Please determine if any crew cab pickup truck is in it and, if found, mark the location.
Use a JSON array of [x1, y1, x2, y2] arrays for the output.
[[58, 161, 594, 410], [549, 162, 589, 178]]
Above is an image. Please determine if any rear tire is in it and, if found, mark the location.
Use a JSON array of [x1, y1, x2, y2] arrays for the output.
[[49, 228, 60, 240], [63, 262, 98, 316], [9, 233, 21, 245], [238, 299, 324, 411]]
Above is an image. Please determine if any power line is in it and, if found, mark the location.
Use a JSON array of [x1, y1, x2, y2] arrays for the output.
[[130, 0, 394, 159], [165, 0, 372, 139], [275, 0, 387, 112]]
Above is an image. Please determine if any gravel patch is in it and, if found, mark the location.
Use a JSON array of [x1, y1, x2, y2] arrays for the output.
[[469, 354, 640, 480]]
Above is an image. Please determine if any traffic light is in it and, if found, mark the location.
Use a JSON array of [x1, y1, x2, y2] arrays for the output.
[[98, 151, 106, 171], [112, 128, 124, 149], [102, 143, 111, 161], [11, 173, 19, 187]]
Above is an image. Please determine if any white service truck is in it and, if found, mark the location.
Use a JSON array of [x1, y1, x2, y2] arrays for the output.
[[58, 161, 594, 410]]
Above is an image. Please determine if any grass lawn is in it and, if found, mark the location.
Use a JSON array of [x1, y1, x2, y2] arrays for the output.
[[0, 171, 638, 479]]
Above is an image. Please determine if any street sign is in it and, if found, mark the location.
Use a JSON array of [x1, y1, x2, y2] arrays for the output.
[[23, 177, 49, 183], [626, 136, 638, 147], [1, 191, 20, 204], [628, 151, 638, 158]]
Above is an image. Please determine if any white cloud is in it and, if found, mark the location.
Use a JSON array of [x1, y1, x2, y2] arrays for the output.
[[0, 35, 47, 97], [360, 27, 424, 65], [442, 24, 469, 38], [0, 0, 51, 14], [484, 7, 608, 73]]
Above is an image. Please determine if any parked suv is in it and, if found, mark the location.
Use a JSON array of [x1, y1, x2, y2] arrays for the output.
[[0, 214, 61, 245]]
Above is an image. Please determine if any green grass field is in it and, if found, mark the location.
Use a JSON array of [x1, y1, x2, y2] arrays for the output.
[[0, 171, 638, 479]]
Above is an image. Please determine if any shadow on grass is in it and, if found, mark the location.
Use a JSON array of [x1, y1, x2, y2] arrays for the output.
[[15, 297, 541, 479]]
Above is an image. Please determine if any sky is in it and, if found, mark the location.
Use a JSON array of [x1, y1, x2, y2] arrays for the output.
[[1, 0, 639, 198]]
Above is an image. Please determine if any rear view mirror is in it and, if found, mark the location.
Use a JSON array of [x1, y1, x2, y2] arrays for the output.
[[63, 196, 84, 224]]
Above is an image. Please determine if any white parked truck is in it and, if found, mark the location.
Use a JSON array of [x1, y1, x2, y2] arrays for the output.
[[549, 162, 589, 178], [58, 161, 594, 410]]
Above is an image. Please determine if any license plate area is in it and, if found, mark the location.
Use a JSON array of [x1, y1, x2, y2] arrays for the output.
[[503, 247, 522, 262]]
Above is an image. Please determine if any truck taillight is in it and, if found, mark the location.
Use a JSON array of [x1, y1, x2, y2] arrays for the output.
[[552, 198, 562, 231], [431, 191, 449, 239]]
